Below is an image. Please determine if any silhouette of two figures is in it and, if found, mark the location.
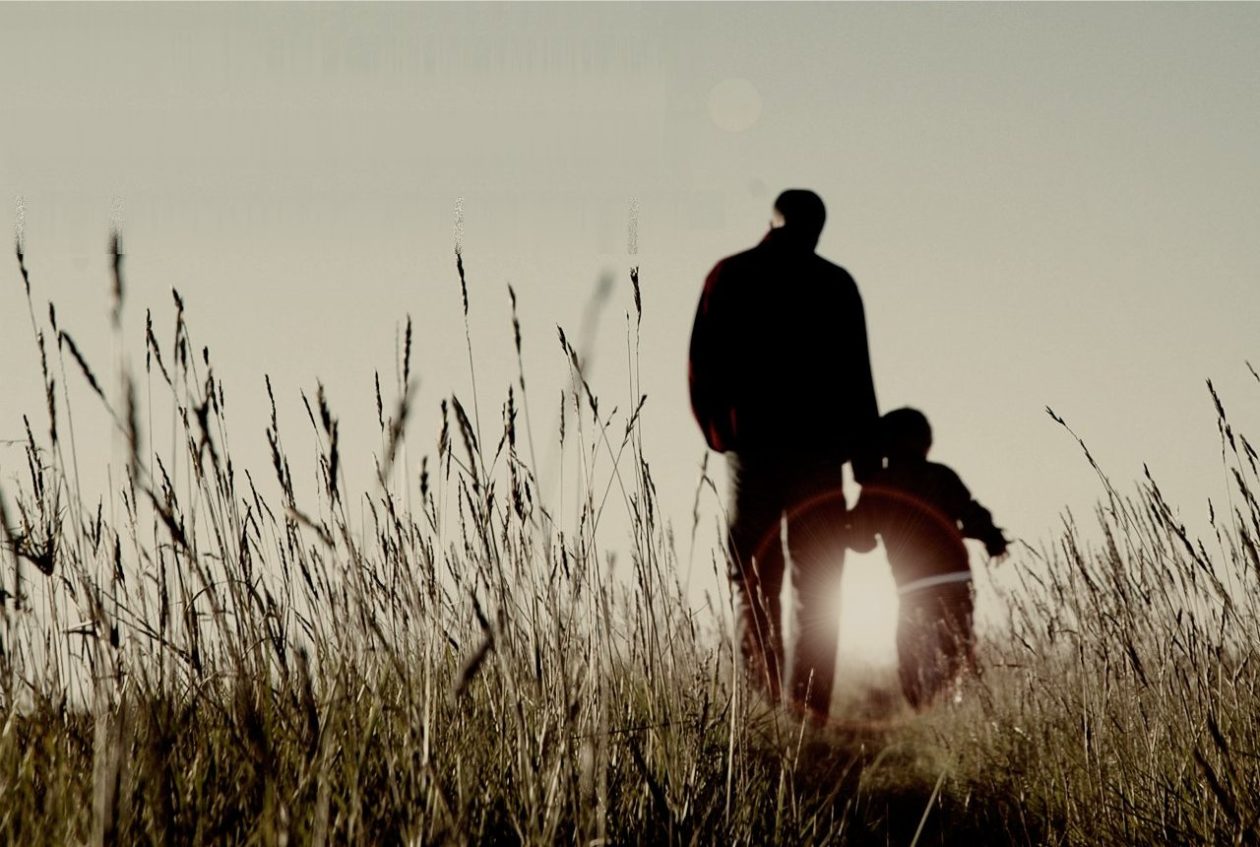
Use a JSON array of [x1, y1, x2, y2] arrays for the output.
[[689, 190, 1007, 719]]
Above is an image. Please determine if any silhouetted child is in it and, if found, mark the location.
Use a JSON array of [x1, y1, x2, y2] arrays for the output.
[[847, 408, 1008, 710]]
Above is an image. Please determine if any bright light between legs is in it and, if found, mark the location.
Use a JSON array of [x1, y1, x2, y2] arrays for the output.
[[837, 550, 901, 667]]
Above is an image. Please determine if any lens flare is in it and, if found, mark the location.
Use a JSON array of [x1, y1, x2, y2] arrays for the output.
[[837, 549, 901, 667]]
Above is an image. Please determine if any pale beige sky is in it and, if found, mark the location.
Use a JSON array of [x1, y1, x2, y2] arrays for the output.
[[3, 4, 1259, 628]]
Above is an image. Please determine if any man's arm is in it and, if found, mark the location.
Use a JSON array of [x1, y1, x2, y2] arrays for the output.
[[842, 278, 880, 482], [688, 262, 736, 452]]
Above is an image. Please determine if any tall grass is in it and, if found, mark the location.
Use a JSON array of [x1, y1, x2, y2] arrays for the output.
[[921, 396, 1260, 845], [1, 240, 1257, 845]]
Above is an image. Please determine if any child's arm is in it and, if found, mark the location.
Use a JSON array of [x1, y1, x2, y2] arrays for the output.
[[960, 499, 1008, 558], [939, 465, 1008, 558]]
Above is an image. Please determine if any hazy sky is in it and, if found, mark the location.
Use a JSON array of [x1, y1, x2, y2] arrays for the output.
[[3, 4, 1260, 648]]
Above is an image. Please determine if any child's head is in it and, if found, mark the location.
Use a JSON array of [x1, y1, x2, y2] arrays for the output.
[[882, 407, 932, 463]]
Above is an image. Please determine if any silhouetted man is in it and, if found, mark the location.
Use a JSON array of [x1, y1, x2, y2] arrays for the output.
[[689, 189, 878, 719]]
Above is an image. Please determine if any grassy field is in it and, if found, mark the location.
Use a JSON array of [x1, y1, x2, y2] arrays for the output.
[[2, 244, 1258, 845]]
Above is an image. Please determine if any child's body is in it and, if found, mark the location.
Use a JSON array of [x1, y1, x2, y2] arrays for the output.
[[847, 408, 1007, 709]]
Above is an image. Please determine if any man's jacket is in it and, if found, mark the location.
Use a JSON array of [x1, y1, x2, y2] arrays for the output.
[[688, 228, 879, 473]]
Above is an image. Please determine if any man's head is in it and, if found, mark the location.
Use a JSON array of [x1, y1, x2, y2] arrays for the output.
[[771, 189, 826, 248], [882, 407, 932, 463]]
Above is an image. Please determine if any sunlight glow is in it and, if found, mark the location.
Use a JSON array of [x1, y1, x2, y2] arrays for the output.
[[837, 551, 901, 667]]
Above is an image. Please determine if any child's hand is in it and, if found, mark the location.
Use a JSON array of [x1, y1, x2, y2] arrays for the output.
[[984, 532, 1009, 559]]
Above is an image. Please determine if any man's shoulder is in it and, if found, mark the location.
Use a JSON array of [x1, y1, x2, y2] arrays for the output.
[[713, 245, 853, 274], [812, 253, 857, 285], [707, 242, 858, 297], [709, 244, 764, 275]]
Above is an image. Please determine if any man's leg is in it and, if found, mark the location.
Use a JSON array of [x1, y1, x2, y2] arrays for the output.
[[786, 489, 848, 719], [730, 551, 785, 704], [727, 454, 788, 704]]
